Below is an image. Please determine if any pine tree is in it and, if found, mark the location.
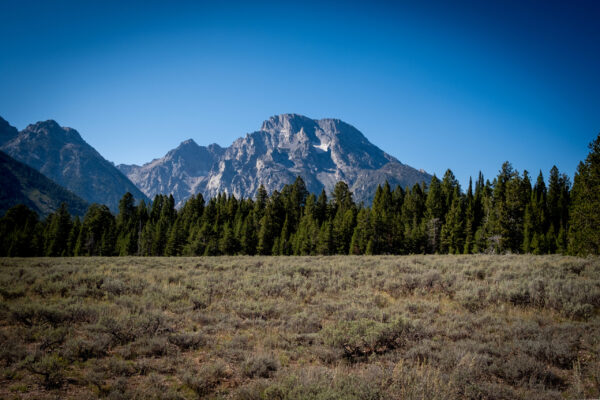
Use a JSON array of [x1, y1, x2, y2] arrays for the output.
[[441, 169, 460, 219], [0, 205, 41, 256], [136, 200, 149, 255], [463, 178, 475, 254], [44, 203, 73, 256], [219, 222, 239, 255], [493, 163, 528, 253], [278, 216, 292, 255], [165, 218, 185, 256], [152, 216, 170, 256], [77, 204, 116, 256], [401, 184, 427, 254], [425, 175, 443, 253], [441, 187, 465, 254], [315, 189, 329, 225], [349, 208, 372, 255], [333, 208, 356, 254], [525, 171, 549, 254], [254, 185, 268, 220], [240, 210, 258, 255], [316, 220, 334, 255], [257, 213, 275, 255], [115, 193, 138, 255], [370, 182, 393, 254], [67, 217, 81, 256], [294, 198, 319, 255], [569, 133, 600, 255]]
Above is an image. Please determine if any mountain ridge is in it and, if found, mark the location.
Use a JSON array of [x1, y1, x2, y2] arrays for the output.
[[0, 117, 149, 212], [0, 150, 89, 217], [118, 114, 431, 206]]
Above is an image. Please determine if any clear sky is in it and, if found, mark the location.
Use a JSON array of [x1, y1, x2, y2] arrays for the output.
[[1, 0, 599, 188]]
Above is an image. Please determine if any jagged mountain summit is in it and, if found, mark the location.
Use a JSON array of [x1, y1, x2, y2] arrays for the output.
[[0, 117, 148, 212], [119, 114, 431, 206]]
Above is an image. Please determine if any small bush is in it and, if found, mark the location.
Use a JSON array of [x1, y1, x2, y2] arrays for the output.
[[242, 354, 279, 378], [23, 352, 68, 389], [182, 360, 230, 396], [63, 335, 111, 361], [321, 318, 421, 359], [168, 331, 206, 350], [0, 333, 26, 366]]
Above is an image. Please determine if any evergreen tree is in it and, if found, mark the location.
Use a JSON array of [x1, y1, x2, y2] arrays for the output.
[[569, 133, 600, 255], [254, 185, 268, 220], [401, 184, 427, 253], [76, 204, 115, 256], [136, 200, 149, 255], [350, 208, 372, 255], [441, 169, 460, 219], [257, 213, 275, 255], [219, 222, 239, 255], [294, 196, 319, 255], [463, 178, 475, 254], [370, 182, 395, 254], [240, 210, 258, 255], [67, 217, 81, 256], [44, 203, 73, 256], [441, 187, 465, 254], [115, 193, 138, 256], [165, 218, 186, 256], [315, 189, 329, 225], [0, 204, 42, 256], [425, 175, 443, 253], [316, 220, 334, 255]]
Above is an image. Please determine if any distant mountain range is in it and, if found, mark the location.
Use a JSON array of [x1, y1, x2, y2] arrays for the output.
[[0, 117, 148, 212], [0, 113, 431, 214], [118, 114, 431, 206], [0, 150, 89, 217]]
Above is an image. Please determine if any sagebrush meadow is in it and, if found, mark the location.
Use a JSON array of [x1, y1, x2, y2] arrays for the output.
[[2, 2, 599, 400], [0, 255, 598, 399]]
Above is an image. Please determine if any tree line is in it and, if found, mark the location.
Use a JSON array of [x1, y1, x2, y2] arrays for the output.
[[1, 134, 599, 257]]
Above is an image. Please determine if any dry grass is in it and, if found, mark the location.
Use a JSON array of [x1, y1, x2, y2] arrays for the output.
[[0, 255, 599, 399]]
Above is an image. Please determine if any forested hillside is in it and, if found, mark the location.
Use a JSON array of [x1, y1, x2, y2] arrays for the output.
[[2, 134, 599, 257], [0, 151, 89, 217]]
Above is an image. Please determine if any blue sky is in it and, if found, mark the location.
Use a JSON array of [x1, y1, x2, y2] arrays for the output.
[[1, 0, 599, 188]]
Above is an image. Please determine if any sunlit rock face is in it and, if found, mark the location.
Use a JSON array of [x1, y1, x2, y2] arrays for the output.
[[118, 114, 431, 206]]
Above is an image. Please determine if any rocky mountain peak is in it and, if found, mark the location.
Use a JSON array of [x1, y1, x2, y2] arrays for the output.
[[1, 117, 148, 211], [260, 113, 317, 135], [22, 120, 84, 144], [119, 114, 431, 205], [179, 138, 198, 147], [207, 143, 223, 152]]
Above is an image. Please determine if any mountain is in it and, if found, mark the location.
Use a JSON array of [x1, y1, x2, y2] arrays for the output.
[[0, 116, 19, 143], [0, 117, 149, 212], [119, 114, 431, 205], [0, 150, 89, 217], [118, 140, 225, 207]]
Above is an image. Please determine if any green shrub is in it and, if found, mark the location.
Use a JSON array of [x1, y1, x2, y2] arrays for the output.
[[166, 331, 205, 350], [63, 334, 111, 361], [321, 318, 421, 359], [242, 354, 279, 378], [23, 352, 68, 389], [181, 360, 230, 396]]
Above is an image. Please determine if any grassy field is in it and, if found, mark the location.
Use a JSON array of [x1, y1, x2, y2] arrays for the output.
[[0, 255, 599, 399]]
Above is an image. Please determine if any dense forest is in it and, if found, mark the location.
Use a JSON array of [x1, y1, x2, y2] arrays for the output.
[[1, 134, 599, 257]]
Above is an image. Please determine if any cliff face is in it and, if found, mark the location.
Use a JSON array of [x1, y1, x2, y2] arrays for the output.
[[119, 114, 431, 206]]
